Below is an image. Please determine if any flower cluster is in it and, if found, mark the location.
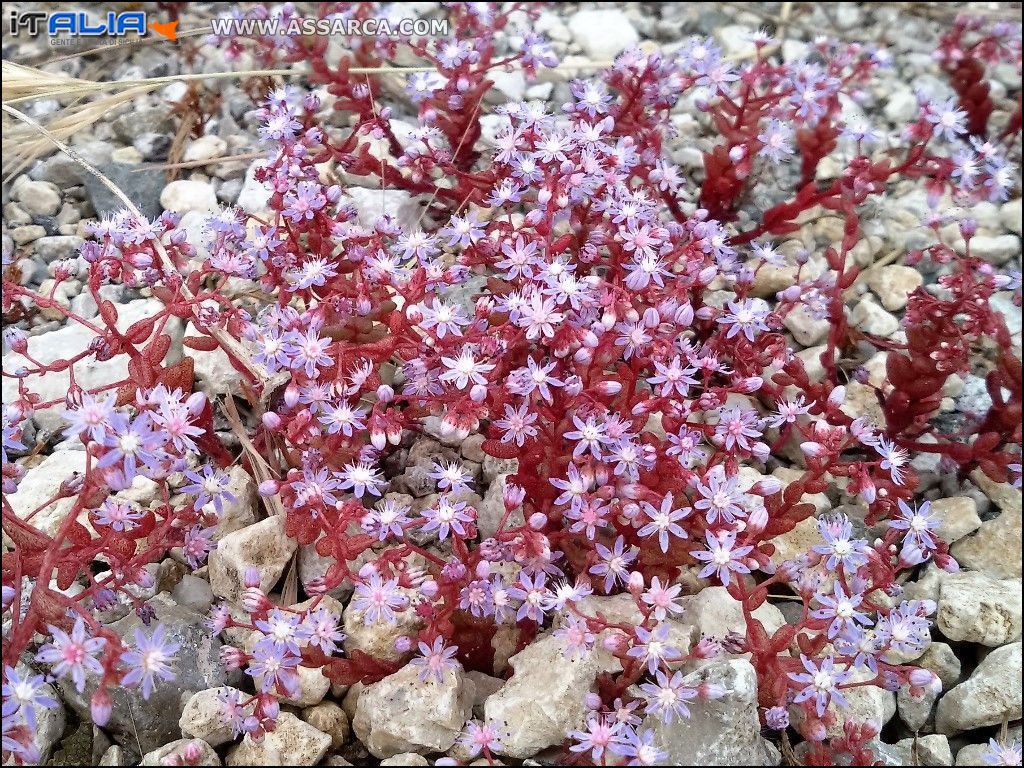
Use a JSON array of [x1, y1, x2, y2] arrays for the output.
[[3, 4, 1021, 766]]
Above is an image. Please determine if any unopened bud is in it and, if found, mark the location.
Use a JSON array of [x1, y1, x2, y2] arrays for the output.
[[91, 688, 112, 727]]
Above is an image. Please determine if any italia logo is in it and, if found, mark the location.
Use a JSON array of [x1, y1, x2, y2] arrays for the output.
[[8, 11, 178, 40]]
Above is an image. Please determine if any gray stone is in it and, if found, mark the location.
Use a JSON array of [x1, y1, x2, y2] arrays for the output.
[[84, 162, 165, 220], [56, 595, 229, 754], [485, 632, 618, 759], [208, 515, 296, 603], [31, 235, 84, 263], [644, 660, 778, 765], [226, 712, 331, 766], [929, 497, 982, 544], [567, 10, 639, 60], [15, 180, 62, 216], [936, 571, 1022, 646], [935, 642, 1022, 734], [353, 663, 473, 758]]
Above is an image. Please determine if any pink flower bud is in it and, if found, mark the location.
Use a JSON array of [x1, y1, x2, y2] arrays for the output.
[[729, 145, 746, 162], [182, 742, 203, 764], [827, 386, 846, 408], [283, 385, 300, 408], [91, 688, 112, 727], [394, 635, 413, 653], [573, 347, 592, 364], [597, 380, 622, 395], [503, 483, 526, 509], [420, 579, 439, 599], [219, 645, 247, 671], [699, 682, 726, 700], [528, 512, 547, 530], [584, 692, 602, 710], [371, 430, 387, 450], [377, 385, 395, 403], [602, 632, 627, 654], [243, 566, 262, 589], [747, 505, 769, 533], [262, 411, 282, 429], [470, 384, 488, 402], [242, 586, 270, 613], [258, 480, 279, 497], [627, 570, 644, 595]]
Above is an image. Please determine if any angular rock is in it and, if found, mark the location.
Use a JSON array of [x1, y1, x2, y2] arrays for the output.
[[6, 449, 88, 539], [485, 632, 617, 759], [914, 642, 962, 692], [898, 680, 939, 732], [935, 642, 1022, 734], [678, 586, 786, 646], [567, 10, 639, 60], [226, 712, 331, 766], [353, 664, 473, 758], [951, 506, 1022, 579], [644, 660, 778, 766], [783, 304, 830, 346], [876, 735, 953, 766], [302, 701, 350, 750], [180, 686, 247, 747], [867, 265, 923, 311], [928, 497, 982, 544], [160, 180, 219, 215], [15, 180, 62, 216], [851, 295, 900, 337], [936, 571, 1022, 646], [208, 515, 296, 603]]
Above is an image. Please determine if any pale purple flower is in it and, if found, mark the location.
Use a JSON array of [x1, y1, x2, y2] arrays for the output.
[[35, 618, 106, 693], [92, 499, 143, 532], [811, 582, 871, 639], [2, 666, 58, 729], [351, 573, 408, 624], [420, 495, 475, 540], [181, 464, 237, 515], [569, 715, 622, 761], [691, 530, 753, 585], [638, 493, 690, 553], [812, 515, 871, 572], [118, 625, 179, 699], [981, 738, 1022, 766], [639, 669, 698, 723], [591, 536, 638, 592], [410, 637, 459, 683], [627, 623, 680, 674], [339, 461, 385, 498], [789, 655, 853, 716], [508, 571, 549, 623]]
